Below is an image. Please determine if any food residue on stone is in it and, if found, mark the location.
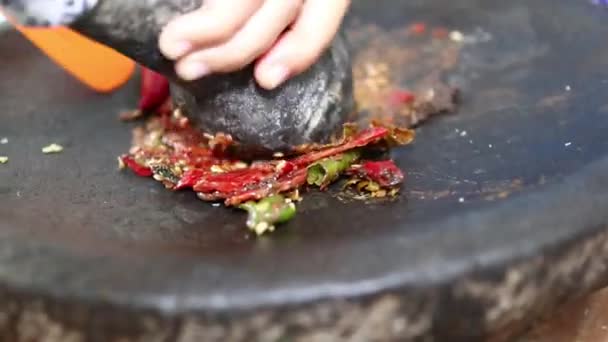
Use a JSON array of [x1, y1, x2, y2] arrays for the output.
[[120, 109, 412, 234], [0, 156, 8, 164], [42, 143, 64, 154]]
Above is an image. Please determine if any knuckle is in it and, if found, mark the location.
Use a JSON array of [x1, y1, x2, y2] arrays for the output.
[[208, 22, 238, 42], [226, 40, 269, 69], [204, 14, 241, 41], [217, 52, 252, 72]]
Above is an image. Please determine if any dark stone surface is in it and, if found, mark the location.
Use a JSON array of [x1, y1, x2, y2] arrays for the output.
[[2, 0, 608, 340], [72, 0, 354, 156]]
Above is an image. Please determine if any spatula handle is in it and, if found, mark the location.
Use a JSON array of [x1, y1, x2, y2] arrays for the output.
[[1, 6, 135, 93]]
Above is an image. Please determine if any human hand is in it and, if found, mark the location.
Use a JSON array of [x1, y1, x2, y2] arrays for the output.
[[158, 0, 350, 90]]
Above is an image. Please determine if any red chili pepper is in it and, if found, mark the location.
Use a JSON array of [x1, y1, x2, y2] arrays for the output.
[[121, 155, 153, 177], [410, 22, 427, 35], [292, 127, 389, 167], [139, 67, 170, 112], [225, 168, 308, 205], [193, 169, 272, 193], [388, 90, 416, 107], [348, 160, 405, 187], [175, 169, 206, 190], [156, 98, 173, 115], [277, 161, 296, 177], [181, 160, 302, 204], [123, 113, 404, 208], [205, 128, 391, 203]]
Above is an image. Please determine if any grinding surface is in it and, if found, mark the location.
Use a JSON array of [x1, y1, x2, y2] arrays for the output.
[[2, 0, 608, 341]]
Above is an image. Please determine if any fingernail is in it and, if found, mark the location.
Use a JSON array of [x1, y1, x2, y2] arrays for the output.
[[264, 64, 290, 90], [164, 40, 192, 60], [178, 61, 210, 81]]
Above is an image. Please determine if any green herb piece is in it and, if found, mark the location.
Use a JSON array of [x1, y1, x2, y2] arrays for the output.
[[307, 150, 360, 188], [117, 156, 126, 169], [151, 164, 181, 184], [342, 123, 359, 139], [343, 178, 400, 200], [371, 121, 415, 147], [239, 195, 297, 235], [384, 126, 415, 146], [358, 180, 381, 192], [42, 143, 63, 154]]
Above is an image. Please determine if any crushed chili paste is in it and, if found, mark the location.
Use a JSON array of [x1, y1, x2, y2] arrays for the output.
[[120, 107, 413, 234], [119, 22, 461, 234]]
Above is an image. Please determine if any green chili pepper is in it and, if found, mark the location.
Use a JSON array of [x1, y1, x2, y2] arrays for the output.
[[151, 164, 181, 184], [307, 150, 360, 188], [239, 195, 297, 235]]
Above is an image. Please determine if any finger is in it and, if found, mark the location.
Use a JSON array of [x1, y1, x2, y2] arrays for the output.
[[175, 0, 302, 81], [255, 0, 350, 90], [159, 0, 264, 60]]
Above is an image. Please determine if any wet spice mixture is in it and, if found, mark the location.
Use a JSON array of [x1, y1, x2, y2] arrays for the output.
[[119, 23, 462, 234]]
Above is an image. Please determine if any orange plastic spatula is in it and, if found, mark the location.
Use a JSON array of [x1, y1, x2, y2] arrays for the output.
[[5, 14, 136, 93]]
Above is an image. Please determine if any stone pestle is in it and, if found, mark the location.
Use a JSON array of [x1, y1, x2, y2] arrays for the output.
[[2, 0, 354, 157]]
